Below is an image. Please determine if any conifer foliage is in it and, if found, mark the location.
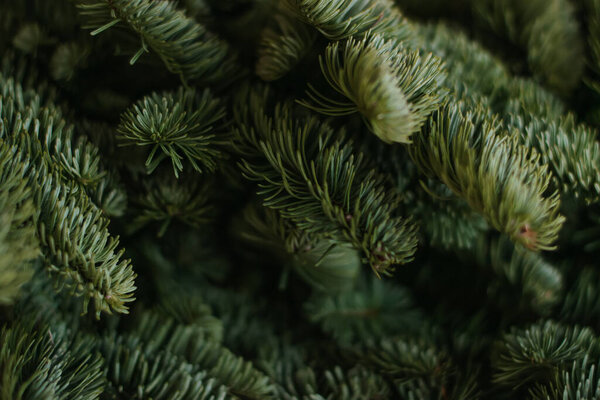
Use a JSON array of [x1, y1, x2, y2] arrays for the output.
[[1, 0, 600, 398]]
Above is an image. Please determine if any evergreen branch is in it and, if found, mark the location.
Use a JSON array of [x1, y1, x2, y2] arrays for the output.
[[257, 341, 391, 400], [77, 0, 238, 84], [473, 0, 584, 93], [131, 311, 276, 399], [416, 22, 510, 103], [502, 77, 565, 122], [100, 333, 232, 400], [416, 23, 597, 204], [559, 267, 600, 330], [299, 34, 446, 144], [319, 365, 391, 400], [411, 180, 488, 251], [256, 12, 317, 81], [0, 74, 136, 316], [586, 0, 600, 95], [284, 0, 410, 41], [0, 140, 38, 305], [198, 284, 279, 356], [506, 113, 600, 203], [0, 68, 126, 214], [305, 277, 423, 345], [492, 320, 598, 390], [0, 321, 105, 400], [408, 100, 564, 251], [117, 87, 227, 177], [35, 167, 137, 317], [395, 372, 481, 400], [361, 336, 452, 389], [88, 170, 127, 217], [130, 172, 214, 237], [233, 86, 419, 274], [158, 294, 224, 343], [236, 204, 362, 292], [417, 22, 566, 120], [530, 355, 600, 400], [256, 341, 319, 399], [476, 236, 562, 315]]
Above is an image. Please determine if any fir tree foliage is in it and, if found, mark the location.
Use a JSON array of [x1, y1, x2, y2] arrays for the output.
[[0, 68, 135, 317], [126, 310, 276, 399], [492, 320, 598, 391], [283, 0, 410, 42], [255, 11, 317, 82], [409, 101, 564, 251], [233, 86, 419, 274], [77, 0, 237, 84], [99, 333, 232, 400], [117, 87, 227, 178], [477, 236, 562, 315], [473, 0, 584, 94], [530, 355, 600, 400], [305, 277, 423, 345], [3, 0, 600, 398], [130, 172, 214, 237], [0, 141, 38, 305], [35, 169, 136, 317], [0, 321, 104, 400], [506, 112, 600, 203], [300, 33, 446, 144], [236, 203, 362, 292]]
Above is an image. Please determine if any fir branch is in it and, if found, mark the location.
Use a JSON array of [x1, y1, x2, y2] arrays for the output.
[[319, 365, 391, 400], [0, 141, 38, 305], [408, 100, 564, 251], [233, 86, 419, 274], [530, 355, 600, 400], [305, 277, 423, 345], [360, 336, 453, 391], [395, 372, 481, 400], [35, 167, 137, 317], [476, 236, 563, 316], [503, 77, 565, 122], [130, 311, 276, 400], [492, 320, 598, 391], [236, 204, 362, 292], [506, 113, 600, 203], [158, 294, 224, 343], [77, 0, 238, 84], [411, 181, 488, 251], [560, 267, 600, 330], [586, 0, 600, 95], [199, 284, 279, 356], [417, 23, 596, 204], [417, 22, 566, 120], [117, 87, 227, 177], [0, 68, 126, 213], [284, 0, 410, 41], [416, 22, 509, 101], [256, 12, 317, 81], [130, 172, 214, 237], [0, 75, 136, 316], [88, 170, 127, 217], [256, 341, 319, 399], [100, 334, 232, 400], [473, 0, 584, 94], [0, 322, 105, 400], [299, 34, 446, 144]]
